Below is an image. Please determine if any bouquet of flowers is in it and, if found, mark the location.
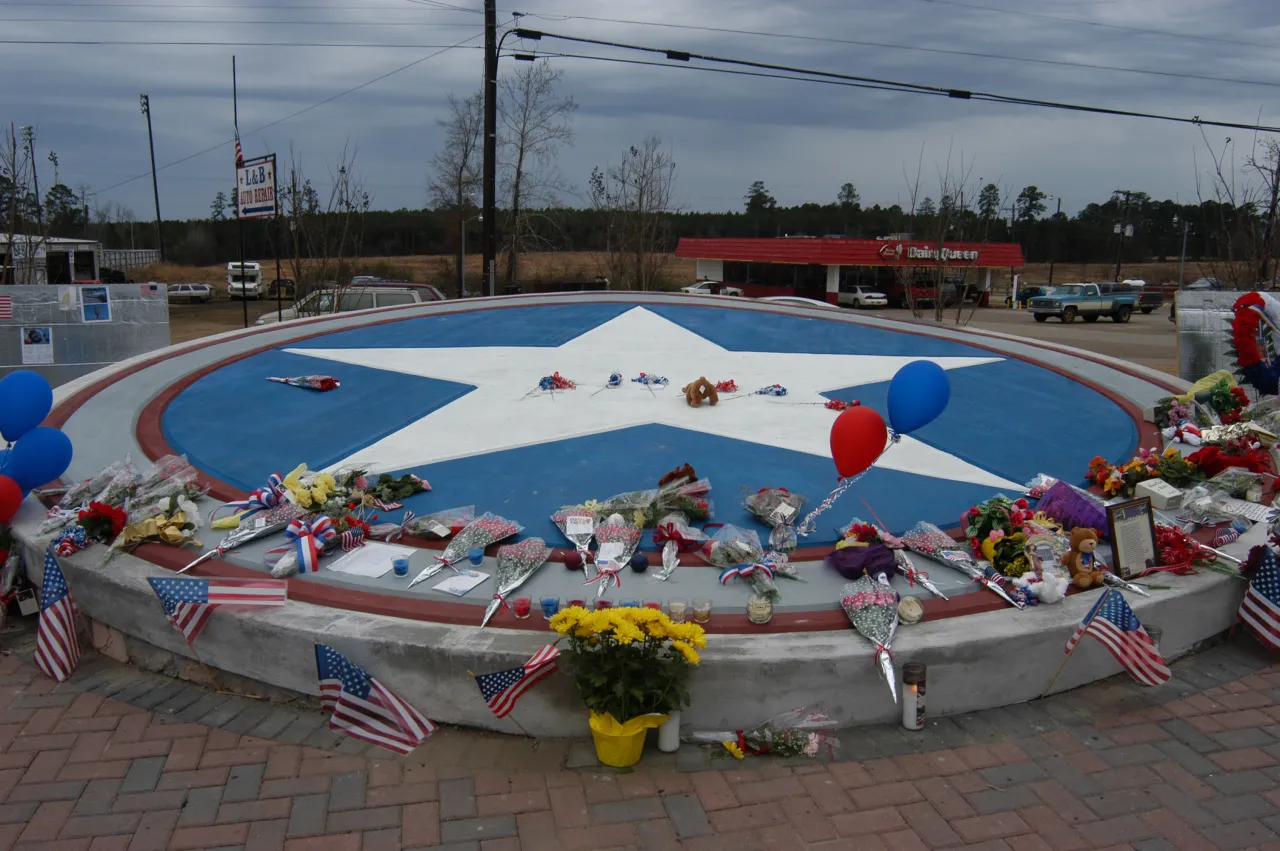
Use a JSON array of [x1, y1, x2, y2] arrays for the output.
[[266, 375, 340, 391], [408, 512, 523, 587], [1035, 481, 1109, 532], [406, 505, 475, 539], [1207, 466, 1265, 499], [181, 501, 308, 574], [702, 524, 764, 568], [330, 469, 429, 511], [594, 515, 642, 596], [57, 457, 134, 511], [52, 501, 129, 556], [691, 706, 837, 759], [275, 465, 339, 512], [552, 505, 598, 573], [105, 496, 202, 562], [901, 521, 1024, 609], [841, 576, 900, 703], [1207, 378, 1250, 425], [651, 478, 713, 524], [267, 512, 369, 577], [597, 488, 659, 528], [745, 487, 806, 552], [963, 495, 1033, 557], [652, 511, 706, 553], [1087, 447, 1201, 497], [481, 537, 553, 627]]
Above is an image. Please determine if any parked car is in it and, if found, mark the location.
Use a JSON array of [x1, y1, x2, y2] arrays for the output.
[[1116, 281, 1162, 314], [166, 283, 214, 303], [1187, 277, 1222, 291], [1028, 282, 1138, 323], [254, 282, 446, 325], [681, 279, 744, 297], [758, 296, 841, 310], [267, 278, 296, 298], [227, 261, 263, 299], [839, 285, 888, 309], [1016, 285, 1055, 308]]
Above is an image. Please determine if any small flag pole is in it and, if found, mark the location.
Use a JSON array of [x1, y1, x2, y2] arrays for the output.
[[1040, 588, 1112, 699], [468, 668, 532, 737]]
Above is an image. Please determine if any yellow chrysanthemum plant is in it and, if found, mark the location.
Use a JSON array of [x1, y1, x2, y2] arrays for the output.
[[549, 605, 706, 725]]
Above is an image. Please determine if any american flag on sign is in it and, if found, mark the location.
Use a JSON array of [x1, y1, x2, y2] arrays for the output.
[[474, 645, 560, 718], [1240, 546, 1280, 652], [0, 295, 12, 320], [315, 644, 437, 754], [234, 129, 244, 168], [1066, 589, 1170, 686], [147, 576, 287, 645], [33, 548, 81, 683]]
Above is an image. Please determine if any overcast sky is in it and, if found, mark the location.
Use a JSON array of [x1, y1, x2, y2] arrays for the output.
[[3, 0, 1279, 220]]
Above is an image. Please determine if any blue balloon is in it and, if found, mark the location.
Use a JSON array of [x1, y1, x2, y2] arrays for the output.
[[2, 427, 73, 491], [0, 370, 54, 442], [886, 360, 951, 434]]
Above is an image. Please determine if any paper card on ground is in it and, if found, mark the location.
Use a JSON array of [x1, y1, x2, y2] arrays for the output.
[[1220, 497, 1276, 523], [426, 520, 451, 537], [597, 542, 625, 562], [433, 569, 489, 596], [327, 541, 418, 578]]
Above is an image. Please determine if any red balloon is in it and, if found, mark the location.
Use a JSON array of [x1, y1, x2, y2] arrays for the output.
[[830, 406, 888, 478], [0, 475, 22, 524]]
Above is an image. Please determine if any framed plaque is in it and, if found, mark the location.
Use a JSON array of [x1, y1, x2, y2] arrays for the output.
[[1105, 497, 1158, 580]]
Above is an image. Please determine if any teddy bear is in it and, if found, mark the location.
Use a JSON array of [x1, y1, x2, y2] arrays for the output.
[[1061, 527, 1105, 589], [681, 376, 718, 407], [658, 464, 698, 488]]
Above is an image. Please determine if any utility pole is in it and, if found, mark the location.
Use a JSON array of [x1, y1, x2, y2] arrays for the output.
[[232, 58, 247, 329], [139, 94, 165, 261], [482, 0, 497, 298], [1047, 196, 1061, 285], [21, 127, 42, 228], [1113, 190, 1132, 282]]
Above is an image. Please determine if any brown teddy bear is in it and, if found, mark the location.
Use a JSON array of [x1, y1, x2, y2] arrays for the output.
[[1061, 527, 1105, 589], [681, 376, 718, 407]]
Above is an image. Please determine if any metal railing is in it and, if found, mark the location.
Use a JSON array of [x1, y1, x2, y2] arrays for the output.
[[101, 249, 161, 272]]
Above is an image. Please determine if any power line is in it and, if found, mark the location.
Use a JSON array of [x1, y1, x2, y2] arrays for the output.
[[90, 27, 488, 197], [508, 30, 1280, 134], [0, 39, 484, 47], [0, 2, 472, 7], [512, 11, 1280, 91], [0, 18, 482, 25], [918, 0, 1274, 51]]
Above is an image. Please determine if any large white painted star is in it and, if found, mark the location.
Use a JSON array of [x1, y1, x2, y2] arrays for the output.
[[287, 306, 1020, 489]]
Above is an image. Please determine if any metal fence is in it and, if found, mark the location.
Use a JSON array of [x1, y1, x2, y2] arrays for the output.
[[101, 249, 161, 273], [1176, 291, 1237, 384], [0, 284, 170, 387]]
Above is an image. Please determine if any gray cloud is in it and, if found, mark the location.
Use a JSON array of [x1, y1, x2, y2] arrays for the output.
[[2, 0, 1279, 220]]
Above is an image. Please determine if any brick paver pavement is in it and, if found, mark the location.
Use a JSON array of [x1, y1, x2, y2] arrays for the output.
[[2, 631, 1280, 850]]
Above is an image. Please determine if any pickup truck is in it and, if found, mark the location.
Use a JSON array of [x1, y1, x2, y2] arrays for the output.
[[1028, 282, 1138, 323], [1117, 281, 1163, 314]]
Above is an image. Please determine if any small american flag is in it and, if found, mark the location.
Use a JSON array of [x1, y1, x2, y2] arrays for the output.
[[316, 644, 437, 754], [1066, 589, 1170, 686], [1240, 546, 1280, 652], [234, 130, 244, 168], [147, 576, 288, 645], [0, 296, 12, 320], [143, 284, 161, 294], [34, 548, 81, 682], [474, 645, 560, 718]]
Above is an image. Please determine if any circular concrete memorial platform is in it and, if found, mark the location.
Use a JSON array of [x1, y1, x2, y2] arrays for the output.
[[17, 293, 1249, 734]]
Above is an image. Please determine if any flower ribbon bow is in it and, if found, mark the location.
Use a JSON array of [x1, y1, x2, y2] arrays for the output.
[[653, 521, 701, 553], [54, 525, 88, 557], [718, 561, 775, 586], [286, 517, 336, 573], [586, 561, 623, 590], [215, 473, 284, 521], [387, 510, 415, 542], [121, 512, 201, 549]]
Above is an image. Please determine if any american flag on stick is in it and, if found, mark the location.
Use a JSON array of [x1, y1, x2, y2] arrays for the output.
[[234, 129, 244, 168], [147, 576, 287, 645], [474, 645, 560, 718], [33, 548, 81, 682], [1240, 546, 1280, 652], [1065, 589, 1170, 686], [316, 644, 437, 754]]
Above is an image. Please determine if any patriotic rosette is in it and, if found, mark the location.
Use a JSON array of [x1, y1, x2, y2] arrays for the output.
[[270, 517, 337, 576], [482, 537, 553, 627], [719, 557, 780, 602], [840, 576, 900, 703], [211, 473, 284, 524], [745, 487, 806, 553]]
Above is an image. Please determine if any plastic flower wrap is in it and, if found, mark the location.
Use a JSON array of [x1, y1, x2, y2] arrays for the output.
[[482, 537, 553, 627], [652, 511, 706, 553], [745, 487, 806, 552], [651, 478, 713, 524], [58, 457, 135, 510], [406, 505, 475, 539], [52, 501, 129, 556], [690, 706, 837, 759], [180, 502, 309, 574], [902, 521, 1024, 609], [1035, 481, 1109, 532], [702, 524, 764, 568], [1207, 467, 1265, 499], [266, 375, 340, 391], [841, 576, 900, 703], [552, 504, 598, 567], [594, 514, 642, 596], [105, 498, 202, 563], [332, 469, 430, 511], [408, 512, 524, 588], [962, 494, 1032, 557], [597, 488, 659, 528]]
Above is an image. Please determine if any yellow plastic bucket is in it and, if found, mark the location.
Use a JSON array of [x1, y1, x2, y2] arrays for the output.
[[588, 711, 668, 768]]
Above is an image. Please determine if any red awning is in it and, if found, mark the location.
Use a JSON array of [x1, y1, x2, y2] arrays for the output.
[[676, 237, 1024, 268]]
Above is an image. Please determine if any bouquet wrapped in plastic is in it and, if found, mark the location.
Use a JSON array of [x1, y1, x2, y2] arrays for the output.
[[1034, 480, 1108, 532], [482, 537, 553, 627], [1207, 467, 1265, 499], [840, 576, 900, 703], [702, 524, 764, 568], [594, 514, 642, 596], [597, 488, 658, 528], [651, 478, 713, 524], [330, 469, 430, 511], [745, 487, 805, 552], [57, 457, 135, 511], [689, 705, 838, 759], [406, 505, 475, 539], [552, 505, 598, 576], [105, 496, 202, 563], [266, 375, 340, 392], [180, 501, 309, 574], [268, 514, 370, 577], [408, 512, 523, 587], [901, 521, 1024, 609], [651, 511, 706, 553]]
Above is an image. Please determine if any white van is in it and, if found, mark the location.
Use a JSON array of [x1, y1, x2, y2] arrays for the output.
[[227, 261, 263, 299]]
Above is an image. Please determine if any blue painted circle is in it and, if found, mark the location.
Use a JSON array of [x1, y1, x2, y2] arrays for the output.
[[162, 303, 1138, 547]]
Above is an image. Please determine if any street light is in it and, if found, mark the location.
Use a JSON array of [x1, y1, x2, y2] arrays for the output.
[[1173, 215, 1190, 290], [460, 212, 483, 297]]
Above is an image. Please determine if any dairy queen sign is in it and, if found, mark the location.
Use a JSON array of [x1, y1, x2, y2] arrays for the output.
[[878, 242, 981, 263]]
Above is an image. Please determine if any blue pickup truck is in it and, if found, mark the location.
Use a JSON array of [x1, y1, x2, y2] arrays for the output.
[[1028, 282, 1139, 324]]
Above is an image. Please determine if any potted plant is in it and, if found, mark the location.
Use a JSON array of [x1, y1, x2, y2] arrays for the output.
[[550, 605, 705, 767]]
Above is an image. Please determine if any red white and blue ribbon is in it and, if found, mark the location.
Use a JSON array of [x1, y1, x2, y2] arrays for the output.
[[213, 473, 284, 522], [286, 517, 337, 574], [388, 510, 415, 542], [719, 561, 775, 586]]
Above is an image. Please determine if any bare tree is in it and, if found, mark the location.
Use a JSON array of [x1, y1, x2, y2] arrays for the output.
[[498, 60, 576, 285], [1195, 131, 1280, 289], [1, 122, 56, 284], [428, 92, 483, 294], [589, 136, 678, 291]]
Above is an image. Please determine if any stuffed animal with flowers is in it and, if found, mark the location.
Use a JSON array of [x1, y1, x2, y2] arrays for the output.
[[963, 496, 1033, 557], [1061, 527, 1104, 589]]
